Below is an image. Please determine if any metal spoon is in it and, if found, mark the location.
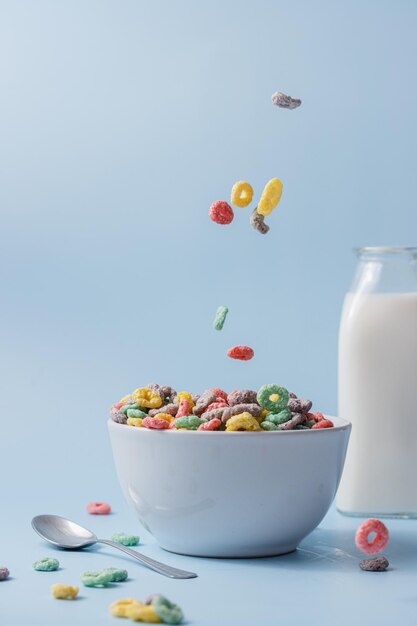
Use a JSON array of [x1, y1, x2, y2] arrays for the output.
[[31, 515, 197, 579]]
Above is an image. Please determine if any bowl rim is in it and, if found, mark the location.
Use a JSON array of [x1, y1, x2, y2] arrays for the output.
[[108, 414, 351, 436]]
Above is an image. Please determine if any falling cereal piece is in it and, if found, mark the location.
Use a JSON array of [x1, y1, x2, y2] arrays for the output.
[[271, 91, 301, 110], [355, 518, 389, 554], [227, 346, 254, 361], [213, 305, 229, 331], [250, 207, 270, 235]]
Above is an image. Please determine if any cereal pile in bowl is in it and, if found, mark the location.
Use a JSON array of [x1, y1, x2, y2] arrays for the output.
[[109, 383, 334, 432]]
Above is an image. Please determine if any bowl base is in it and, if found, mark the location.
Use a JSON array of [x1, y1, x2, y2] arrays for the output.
[[159, 543, 299, 559]]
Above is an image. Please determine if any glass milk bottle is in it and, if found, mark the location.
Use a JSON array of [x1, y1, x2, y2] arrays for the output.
[[337, 246, 417, 517]]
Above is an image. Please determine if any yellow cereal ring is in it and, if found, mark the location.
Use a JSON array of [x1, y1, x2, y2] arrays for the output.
[[127, 604, 162, 622], [257, 178, 283, 216], [176, 392, 194, 412], [51, 583, 79, 599], [153, 412, 173, 423], [109, 598, 144, 617], [119, 394, 135, 405], [231, 181, 254, 208], [132, 388, 163, 409], [127, 417, 144, 427], [225, 412, 261, 432]]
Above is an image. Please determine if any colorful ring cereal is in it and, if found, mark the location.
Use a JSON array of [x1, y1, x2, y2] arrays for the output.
[[278, 413, 305, 430], [152, 595, 184, 625], [209, 200, 234, 225], [225, 412, 261, 432], [355, 519, 389, 555], [80, 570, 113, 587], [257, 178, 283, 216], [213, 305, 229, 331], [127, 416, 144, 427], [173, 416, 206, 430], [260, 420, 278, 431], [103, 568, 129, 583], [311, 419, 334, 429], [250, 206, 270, 234], [86, 501, 111, 515], [126, 408, 148, 419], [267, 408, 292, 425], [33, 557, 59, 572], [51, 584, 78, 599], [111, 532, 140, 547], [257, 384, 289, 413], [230, 181, 253, 208], [132, 388, 163, 409], [109, 598, 144, 618], [359, 556, 389, 572], [0, 567, 10, 581], [227, 389, 257, 406], [192, 390, 217, 416], [227, 345, 254, 361], [198, 418, 222, 431], [128, 604, 162, 622], [142, 416, 170, 430], [176, 392, 194, 412], [208, 388, 228, 402]]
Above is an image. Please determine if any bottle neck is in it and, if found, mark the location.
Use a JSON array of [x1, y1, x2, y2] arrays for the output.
[[350, 247, 417, 294]]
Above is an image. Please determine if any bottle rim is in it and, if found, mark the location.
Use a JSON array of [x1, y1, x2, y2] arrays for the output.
[[355, 246, 417, 258]]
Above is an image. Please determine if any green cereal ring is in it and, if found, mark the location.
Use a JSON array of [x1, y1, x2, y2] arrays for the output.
[[111, 532, 140, 547], [33, 557, 59, 572], [260, 420, 278, 431], [126, 408, 148, 419], [257, 385, 289, 413], [102, 568, 128, 583], [174, 416, 206, 430], [120, 403, 141, 415], [213, 305, 229, 331], [80, 570, 113, 587], [306, 419, 316, 428], [152, 595, 184, 625], [267, 408, 292, 425]]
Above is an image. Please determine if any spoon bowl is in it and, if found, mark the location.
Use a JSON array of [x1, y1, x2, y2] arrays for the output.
[[31, 514, 197, 579], [32, 515, 97, 549]]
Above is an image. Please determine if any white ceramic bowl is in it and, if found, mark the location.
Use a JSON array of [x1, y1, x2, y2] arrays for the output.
[[108, 416, 351, 557]]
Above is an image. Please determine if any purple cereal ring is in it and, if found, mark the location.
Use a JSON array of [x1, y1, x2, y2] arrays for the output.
[[221, 403, 262, 424], [227, 390, 258, 406], [193, 391, 218, 416]]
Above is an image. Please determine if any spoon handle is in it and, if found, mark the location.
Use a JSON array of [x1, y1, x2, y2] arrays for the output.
[[97, 539, 197, 579]]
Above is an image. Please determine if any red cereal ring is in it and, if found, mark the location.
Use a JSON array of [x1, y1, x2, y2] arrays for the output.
[[227, 345, 254, 361], [142, 416, 170, 430], [203, 401, 228, 413], [311, 419, 334, 429], [355, 519, 389, 554], [208, 388, 228, 402], [86, 502, 111, 515], [209, 201, 234, 225], [111, 402, 124, 410], [198, 418, 222, 431]]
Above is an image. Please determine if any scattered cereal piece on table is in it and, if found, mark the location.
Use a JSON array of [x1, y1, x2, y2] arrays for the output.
[[257, 178, 283, 216], [0, 567, 10, 581], [250, 206, 270, 234], [359, 556, 389, 572], [227, 345, 254, 361], [271, 91, 301, 110], [151, 595, 184, 625], [128, 604, 162, 622], [80, 570, 113, 587], [111, 532, 140, 547], [51, 583, 78, 599], [209, 200, 234, 225], [355, 519, 389, 554], [33, 558, 59, 572], [86, 501, 111, 515], [213, 305, 229, 331], [103, 568, 129, 583], [230, 181, 253, 208], [109, 598, 144, 617]]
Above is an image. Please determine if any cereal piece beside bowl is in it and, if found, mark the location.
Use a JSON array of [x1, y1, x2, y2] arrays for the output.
[[108, 415, 351, 557]]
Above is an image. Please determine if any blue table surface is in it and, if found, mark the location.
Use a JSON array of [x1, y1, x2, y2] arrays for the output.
[[1, 489, 416, 626]]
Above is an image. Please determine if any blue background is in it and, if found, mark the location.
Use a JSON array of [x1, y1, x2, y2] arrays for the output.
[[1, 1, 417, 624]]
